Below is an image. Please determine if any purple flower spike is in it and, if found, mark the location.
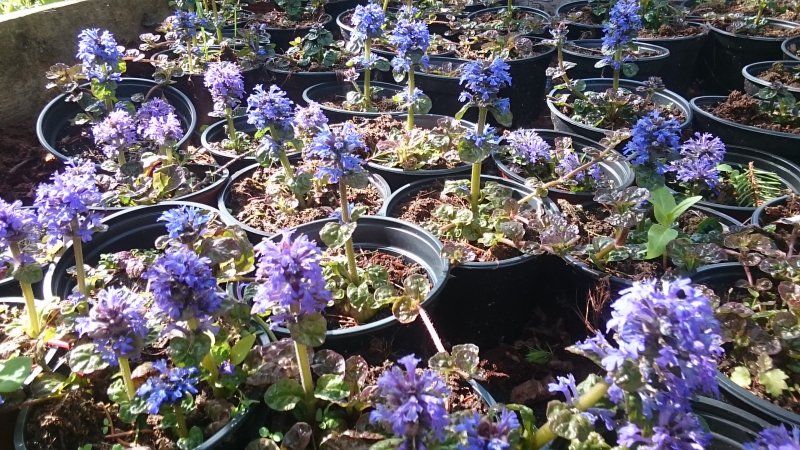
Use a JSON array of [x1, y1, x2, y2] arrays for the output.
[[458, 58, 512, 106], [600, 0, 641, 70], [623, 111, 681, 174], [669, 132, 726, 191], [370, 354, 450, 450], [92, 109, 138, 158], [745, 425, 800, 450], [305, 123, 366, 183], [252, 232, 331, 326], [351, 3, 385, 41], [389, 6, 430, 75], [457, 407, 520, 450], [34, 160, 103, 245], [158, 205, 211, 240], [246, 84, 296, 133], [204, 61, 245, 116], [75, 287, 148, 365], [294, 102, 328, 137], [76, 28, 123, 82], [0, 199, 38, 249], [505, 129, 551, 164], [135, 98, 183, 146], [136, 359, 199, 414]]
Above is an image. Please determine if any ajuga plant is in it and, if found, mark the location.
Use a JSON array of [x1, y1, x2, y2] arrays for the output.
[[0, 199, 44, 336], [753, 81, 800, 129], [204, 60, 246, 151], [344, 3, 390, 111], [283, 26, 341, 70], [390, 6, 433, 129], [597, 0, 642, 88]]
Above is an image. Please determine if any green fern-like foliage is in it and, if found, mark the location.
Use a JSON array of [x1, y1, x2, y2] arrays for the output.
[[728, 162, 784, 207]]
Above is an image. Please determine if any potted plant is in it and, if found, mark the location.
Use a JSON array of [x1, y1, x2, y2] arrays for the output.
[[253, 0, 333, 51], [560, 39, 671, 82], [783, 35, 800, 61], [743, 60, 800, 100]]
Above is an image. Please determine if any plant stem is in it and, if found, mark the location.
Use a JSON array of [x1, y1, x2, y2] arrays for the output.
[[116, 150, 127, 167], [174, 406, 189, 438], [532, 381, 609, 449], [293, 340, 315, 398], [418, 308, 445, 353], [338, 180, 360, 283], [118, 356, 136, 401], [210, 0, 223, 42], [517, 148, 613, 205], [470, 107, 488, 214], [253, 314, 279, 343], [406, 70, 416, 131], [225, 107, 238, 148], [612, 48, 621, 91], [71, 219, 87, 297], [593, 228, 629, 262], [364, 39, 372, 110], [9, 242, 39, 336], [382, 0, 389, 12]]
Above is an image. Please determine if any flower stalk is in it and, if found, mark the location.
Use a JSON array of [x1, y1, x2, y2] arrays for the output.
[[118, 356, 136, 401], [71, 218, 88, 297], [338, 179, 360, 283], [8, 242, 39, 336], [532, 381, 610, 448], [470, 107, 488, 214]]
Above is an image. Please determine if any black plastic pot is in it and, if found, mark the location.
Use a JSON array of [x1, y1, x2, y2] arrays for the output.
[[381, 174, 561, 347], [36, 78, 197, 162], [365, 114, 473, 191], [269, 215, 449, 345], [415, 56, 471, 118], [637, 22, 709, 95], [743, 60, 800, 100], [43, 201, 219, 300], [467, 6, 552, 38], [751, 194, 787, 226], [325, 0, 362, 35], [265, 62, 356, 103], [692, 396, 770, 449], [690, 96, 800, 165], [498, 46, 556, 127], [561, 40, 670, 82], [691, 146, 800, 223], [783, 36, 800, 61], [491, 129, 635, 205], [262, 14, 333, 52], [693, 262, 800, 428], [703, 19, 800, 93], [201, 116, 258, 173], [303, 81, 405, 123], [555, 0, 604, 40], [217, 163, 391, 244], [547, 78, 693, 144]]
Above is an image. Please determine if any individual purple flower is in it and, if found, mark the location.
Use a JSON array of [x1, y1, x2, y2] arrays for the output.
[[350, 3, 385, 41], [456, 407, 519, 450], [669, 132, 726, 191], [305, 123, 367, 183], [143, 246, 223, 326], [623, 111, 681, 174], [548, 374, 579, 405], [204, 61, 245, 116], [219, 360, 236, 376], [370, 355, 450, 450], [252, 232, 331, 326], [458, 58, 512, 106], [168, 9, 207, 38], [617, 407, 710, 450], [136, 359, 199, 414], [745, 425, 800, 450], [135, 98, 183, 146], [505, 129, 551, 164], [34, 160, 104, 245], [599, 0, 641, 70], [294, 102, 328, 138], [555, 151, 602, 183], [396, 87, 425, 105], [0, 199, 38, 249], [388, 6, 430, 75], [158, 205, 211, 240], [75, 287, 148, 365], [76, 28, 124, 82], [92, 109, 138, 159], [464, 126, 500, 150], [246, 84, 296, 133]]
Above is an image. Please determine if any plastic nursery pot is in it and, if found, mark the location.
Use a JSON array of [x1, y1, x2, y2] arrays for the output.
[[743, 60, 800, 101], [303, 81, 406, 124], [690, 96, 800, 165], [491, 130, 635, 205], [561, 40, 671, 82], [365, 114, 474, 191], [692, 262, 800, 428], [261, 14, 334, 52], [265, 61, 358, 103], [467, 6, 552, 39], [201, 116, 258, 173], [636, 22, 709, 95], [381, 174, 561, 348], [546, 78, 693, 144], [216, 163, 391, 244], [43, 201, 220, 300], [703, 19, 800, 93], [414, 56, 471, 118], [751, 194, 788, 226], [693, 146, 800, 223], [692, 397, 771, 449], [782, 36, 800, 61], [325, 0, 361, 35], [266, 215, 450, 346], [555, 0, 604, 40], [36, 78, 197, 162], [500, 45, 556, 127]]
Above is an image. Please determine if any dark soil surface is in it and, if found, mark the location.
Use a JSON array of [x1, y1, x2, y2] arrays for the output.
[[755, 62, 800, 88], [638, 23, 708, 38], [472, 8, 547, 34], [557, 93, 686, 131], [709, 90, 800, 135], [322, 95, 400, 113], [761, 193, 800, 254], [563, 5, 603, 25], [0, 127, 62, 204], [711, 19, 800, 37], [258, 10, 328, 29], [564, 43, 661, 58]]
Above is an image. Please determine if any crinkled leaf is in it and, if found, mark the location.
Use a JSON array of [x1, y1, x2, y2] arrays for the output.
[[759, 368, 789, 397], [283, 422, 313, 450], [320, 222, 357, 249], [288, 312, 327, 347], [392, 294, 420, 324], [13, 263, 42, 285], [231, 334, 257, 366], [314, 374, 351, 402], [264, 378, 305, 411], [69, 343, 109, 374], [0, 356, 32, 393], [730, 366, 751, 388], [312, 349, 345, 377]]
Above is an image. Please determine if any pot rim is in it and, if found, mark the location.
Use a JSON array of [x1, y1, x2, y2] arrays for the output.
[[741, 60, 800, 93], [259, 12, 333, 31], [303, 81, 407, 118], [690, 95, 800, 140], [781, 36, 800, 61], [707, 18, 800, 42], [563, 39, 671, 60]]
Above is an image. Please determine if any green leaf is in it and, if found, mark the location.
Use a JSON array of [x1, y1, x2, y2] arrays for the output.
[[68, 343, 109, 374], [730, 366, 751, 388], [320, 222, 356, 249], [287, 312, 327, 347], [490, 105, 513, 127], [13, 263, 42, 284], [0, 356, 32, 393], [671, 195, 703, 223], [231, 334, 257, 366], [392, 294, 420, 324], [314, 374, 351, 402], [177, 426, 204, 450], [454, 103, 472, 121], [650, 186, 677, 225], [645, 223, 679, 259], [265, 378, 306, 411], [759, 368, 789, 397]]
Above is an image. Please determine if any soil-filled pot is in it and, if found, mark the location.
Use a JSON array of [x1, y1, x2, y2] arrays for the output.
[[43, 201, 219, 300], [751, 194, 788, 226], [690, 146, 800, 223], [502, 47, 556, 127], [690, 96, 800, 165], [262, 14, 333, 52], [555, 0, 604, 40], [491, 129, 635, 205], [200, 116, 258, 173], [303, 81, 405, 123], [381, 175, 560, 347], [704, 19, 800, 93], [743, 60, 800, 100], [414, 56, 471, 118], [37, 78, 197, 162], [547, 78, 693, 144], [217, 163, 391, 243], [561, 40, 670, 81], [365, 114, 473, 191], [265, 62, 355, 103], [269, 216, 449, 346], [782, 36, 800, 61], [467, 6, 552, 39], [692, 397, 771, 449], [637, 23, 710, 95], [693, 262, 800, 428]]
